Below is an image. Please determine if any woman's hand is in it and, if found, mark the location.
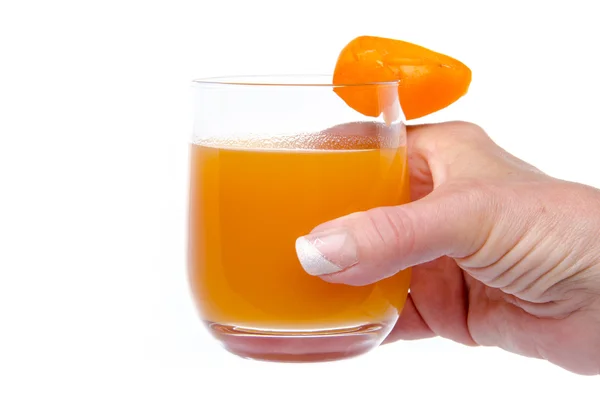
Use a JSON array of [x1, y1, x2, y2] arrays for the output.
[[296, 121, 600, 375]]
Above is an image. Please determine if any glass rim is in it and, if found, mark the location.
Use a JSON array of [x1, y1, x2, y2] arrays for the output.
[[192, 74, 400, 88]]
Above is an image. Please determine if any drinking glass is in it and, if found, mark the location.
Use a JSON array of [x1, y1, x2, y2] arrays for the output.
[[188, 75, 411, 362]]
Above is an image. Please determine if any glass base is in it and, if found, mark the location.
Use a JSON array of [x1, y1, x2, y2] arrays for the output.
[[205, 321, 393, 363]]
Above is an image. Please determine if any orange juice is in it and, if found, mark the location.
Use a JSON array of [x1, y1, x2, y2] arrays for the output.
[[188, 132, 411, 334]]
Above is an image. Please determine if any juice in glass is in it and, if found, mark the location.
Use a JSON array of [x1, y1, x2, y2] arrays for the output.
[[188, 130, 411, 361]]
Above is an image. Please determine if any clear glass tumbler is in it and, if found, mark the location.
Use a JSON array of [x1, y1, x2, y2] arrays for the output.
[[187, 75, 411, 362]]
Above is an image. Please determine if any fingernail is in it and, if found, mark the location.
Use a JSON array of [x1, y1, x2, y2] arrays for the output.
[[295, 229, 358, 276]]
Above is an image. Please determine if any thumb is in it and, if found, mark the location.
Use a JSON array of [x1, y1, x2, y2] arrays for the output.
[[295, 186, 495, 286]]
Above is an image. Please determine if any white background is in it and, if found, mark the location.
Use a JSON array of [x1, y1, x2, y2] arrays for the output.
[[1, 0, 599, 395]]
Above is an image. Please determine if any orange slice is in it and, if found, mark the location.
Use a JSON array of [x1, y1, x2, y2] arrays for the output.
[[333, 36, 472, 120]]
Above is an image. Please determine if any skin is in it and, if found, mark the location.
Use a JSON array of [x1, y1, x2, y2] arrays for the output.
[[306, 121, 600, 376]]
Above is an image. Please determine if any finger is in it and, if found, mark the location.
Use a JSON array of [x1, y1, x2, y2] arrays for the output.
[[406, 128, 433, 201], [406, 121, 541, 182], [294, 183, 495, 285], [384, 257, 477, 346], [383, 294, 434, 343], [385, 257, 477, 346], [409, 257, 477, 346]]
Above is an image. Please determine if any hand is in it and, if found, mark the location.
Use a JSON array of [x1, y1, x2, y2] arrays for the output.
[[295, 121, 600, 375]]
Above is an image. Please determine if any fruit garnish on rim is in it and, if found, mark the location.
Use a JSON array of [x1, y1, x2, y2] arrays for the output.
[[332, 36, 472, 120]]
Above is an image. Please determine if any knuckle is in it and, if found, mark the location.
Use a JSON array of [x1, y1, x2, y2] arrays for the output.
[[442, 181, 503, 258], [443, 121, 489, 142], [363, 206, 416, 259], [425, 122, 495, 174], [442, 180, 499, 215]]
